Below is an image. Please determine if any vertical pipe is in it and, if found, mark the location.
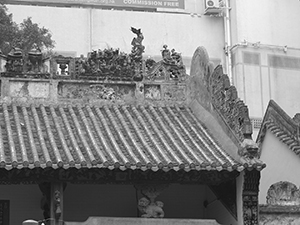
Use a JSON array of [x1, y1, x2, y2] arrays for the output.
[[89, 8, 93, 52], [223, 0, 232, 84]]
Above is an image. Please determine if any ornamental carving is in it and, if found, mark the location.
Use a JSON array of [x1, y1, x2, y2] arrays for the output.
[[267, 181, 300, 206], [243, 170, 260, 225], [163, 85, 186, 101], [74, 27, 144, 81], [138, 197, 164, 218], [135, 184, 168, 218], [51, 55, 74, 78], [189, 46, 252, 142], [1, 47, 50, 79], [0, 168, 239, 185], [145, 45, 187, 82], [144, 85, 161, 100], [209, 65, 252, 141], [58, 83, 135, 100], [54, 190, 62, 221], [74, 48, 141, 81], [0, 28, 189, 84], [239, 138, 259, 159], [130, 27, 145, 62]]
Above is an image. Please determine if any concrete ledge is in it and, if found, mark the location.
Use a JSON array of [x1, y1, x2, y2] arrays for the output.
[[260, 204, 300, 214], [65, 217, 220, 225]]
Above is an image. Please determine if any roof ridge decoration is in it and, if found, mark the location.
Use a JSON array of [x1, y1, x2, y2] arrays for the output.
[[189, 46, 261, 162], [266, 181, 300, 206], [0, 46, 50, 78], [209, 66, 252, 140], [257, 100, 300, 156], [0, 27, 187, 83]]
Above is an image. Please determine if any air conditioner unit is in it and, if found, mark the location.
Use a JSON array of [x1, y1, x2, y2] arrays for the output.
[[204, 0, 222, 15]]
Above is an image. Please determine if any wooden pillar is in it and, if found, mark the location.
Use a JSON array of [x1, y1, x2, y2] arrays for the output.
[[243, 170, 260, 225], [50, 182, 64, 225]]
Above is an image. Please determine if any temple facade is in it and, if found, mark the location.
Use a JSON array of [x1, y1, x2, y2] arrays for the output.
[[0, 30, 265, 225]]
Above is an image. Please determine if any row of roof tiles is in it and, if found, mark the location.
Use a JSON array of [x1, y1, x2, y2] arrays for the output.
[[257, 100, 300, 157], [0, 103, 248, 172], [260, 119, 300, 156]]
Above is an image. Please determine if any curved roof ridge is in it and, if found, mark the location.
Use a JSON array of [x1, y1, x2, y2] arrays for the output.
[[257, 100, 300, 157]]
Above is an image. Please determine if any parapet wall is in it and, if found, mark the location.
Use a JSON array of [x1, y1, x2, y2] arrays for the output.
[[0, 77, 187, 106]]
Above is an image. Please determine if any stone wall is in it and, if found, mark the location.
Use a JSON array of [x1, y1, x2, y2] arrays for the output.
[[259, 181, 300, 225], [64, 217, 221, 225], [259, 205, 300, 225]]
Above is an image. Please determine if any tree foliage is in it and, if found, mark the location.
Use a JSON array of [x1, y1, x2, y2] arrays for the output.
[[0, 4, 55, 55]]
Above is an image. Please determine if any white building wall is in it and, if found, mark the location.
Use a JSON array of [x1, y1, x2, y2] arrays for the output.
[[230, 0, 300, 138], [7, 3, 226, 69], [231, 0, 300, 48], [259, 130, 300, 204], [8, 5, 91, 57]]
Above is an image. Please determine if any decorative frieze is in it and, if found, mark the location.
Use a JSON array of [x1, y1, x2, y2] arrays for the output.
[[163, 85, 186, 101], [145, 45, 187, 82], [189, 46, 253, 142], [0, 168, 239, 185], [57, 82, 135, 101], [9, 80, 50, 99], [144, 84, 161, 100], [209, 65, 252, 141]]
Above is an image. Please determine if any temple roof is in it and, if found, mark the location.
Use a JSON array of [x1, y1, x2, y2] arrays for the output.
[[0, 42, 267, 172], [0, 103, 251, 172], [257, 100, 300, 156]]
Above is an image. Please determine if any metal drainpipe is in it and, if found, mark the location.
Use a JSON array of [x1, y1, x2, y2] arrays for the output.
[[223, 0, 232, 84], [89, 8, 93, 52]]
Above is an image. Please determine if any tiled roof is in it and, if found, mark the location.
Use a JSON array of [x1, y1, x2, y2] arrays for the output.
[[264, 121, 300, 154], [257, 100, 300, 156], [0, 103, 246, 172]]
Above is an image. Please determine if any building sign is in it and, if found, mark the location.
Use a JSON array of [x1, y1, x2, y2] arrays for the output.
[[8, 0, 185, 9]]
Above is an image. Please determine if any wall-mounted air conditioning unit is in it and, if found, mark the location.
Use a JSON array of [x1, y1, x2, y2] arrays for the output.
[[204, 0, 222, 15]]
